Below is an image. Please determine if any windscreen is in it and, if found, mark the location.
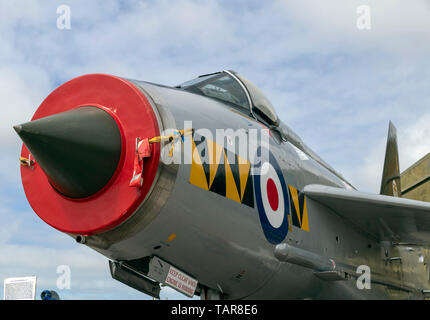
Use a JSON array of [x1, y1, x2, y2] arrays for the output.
[[178, 73, 250, 112]]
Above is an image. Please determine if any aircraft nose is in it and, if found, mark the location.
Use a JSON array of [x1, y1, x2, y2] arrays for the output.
[[13, 125, 22, 134], [14, 106, 122, 199], [16, 74, 161, 235]]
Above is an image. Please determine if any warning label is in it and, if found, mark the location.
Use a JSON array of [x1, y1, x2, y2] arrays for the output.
[[164, 266, 198, 297]]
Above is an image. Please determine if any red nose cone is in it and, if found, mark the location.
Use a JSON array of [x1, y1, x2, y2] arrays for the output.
[[18, 74, 160, 235]]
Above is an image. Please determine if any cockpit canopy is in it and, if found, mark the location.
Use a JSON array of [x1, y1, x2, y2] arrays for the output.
[[177, 70, 279, 126], [176, 70, 349, 186]]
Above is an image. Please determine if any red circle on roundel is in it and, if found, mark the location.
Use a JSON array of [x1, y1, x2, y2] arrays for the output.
[[19, 74, 160, 235], [266, 178, 279, 211]]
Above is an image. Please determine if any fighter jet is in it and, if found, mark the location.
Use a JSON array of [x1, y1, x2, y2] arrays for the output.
[[14, 70, 430, 299]]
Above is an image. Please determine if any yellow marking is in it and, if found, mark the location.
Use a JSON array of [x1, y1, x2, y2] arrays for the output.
[[149, 136, 168, 143], [288, 214, 292, 232], [228, 107, 256, 122], [224, 151, 241, 203], [168, 143, 175, 157], [289, 185, 301, 225], [207, 139, 224, 189], [168, 233, 177, 242], [20, 156, 35, 167], [149, 128, 193, 144], [189, 139, 209, 190], [301, 198, 309, 232], [237, 154, 251, 201], [188, 135, 253, 207]]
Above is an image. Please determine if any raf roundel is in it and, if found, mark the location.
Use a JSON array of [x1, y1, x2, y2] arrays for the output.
[[254, 147, 290, 244]]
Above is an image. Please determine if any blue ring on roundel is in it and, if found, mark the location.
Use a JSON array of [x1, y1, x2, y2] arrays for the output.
[[254, 146, 290, 244]]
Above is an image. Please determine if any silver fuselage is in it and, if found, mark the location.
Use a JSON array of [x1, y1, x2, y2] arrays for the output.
[[84, 80, 429, 300]]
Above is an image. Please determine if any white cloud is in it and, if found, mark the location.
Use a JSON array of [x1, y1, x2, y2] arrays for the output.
[[399, 114, 430, 169], [346, 113, 430, 193], [275, 0, 430, 56]]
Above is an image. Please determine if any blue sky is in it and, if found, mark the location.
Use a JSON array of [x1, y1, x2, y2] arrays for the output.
[[1, 0, 430, 299]]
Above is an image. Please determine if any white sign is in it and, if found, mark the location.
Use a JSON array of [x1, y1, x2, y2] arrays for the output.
[[4, 276, 37, 300], [164, 266, 197, 297]]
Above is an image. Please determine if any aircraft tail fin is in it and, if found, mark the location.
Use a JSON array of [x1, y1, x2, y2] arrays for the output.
[[380, 121, 401, 197], [400, 153, 430, 202]]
